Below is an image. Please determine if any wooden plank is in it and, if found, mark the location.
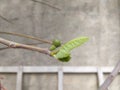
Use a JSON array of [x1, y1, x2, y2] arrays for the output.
[[97, 68, 104, 86], [0, 66, 118, 73], [58, 67, 63, 90], [0, 66, 119, 90], [0, 67, 18, 73], [101, 67, 114, 73], [23, 66, 58, 73], [63, 67, 97, 73], [16, 66, 23, 90]]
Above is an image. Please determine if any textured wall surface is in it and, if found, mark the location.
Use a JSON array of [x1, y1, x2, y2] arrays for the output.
[[0, 0, 120, 90], [0, 0, 120, 66]]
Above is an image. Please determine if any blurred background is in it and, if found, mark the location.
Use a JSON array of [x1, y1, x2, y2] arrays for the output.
[[0, 0, 120, 90]]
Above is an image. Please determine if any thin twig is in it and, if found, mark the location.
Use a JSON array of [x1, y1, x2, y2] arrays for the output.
[[0, 86, 6, 90], [0, 31, 52, 44], [31, 0, 61, 11], [0, 15, 13, 24], [0, 42, 44, 51], [0, 37, 51, 55], [0, 47, 9, 50], [0, 83, 6, 90], [0, 76, 6, 90], [98, 60, 120, 90]]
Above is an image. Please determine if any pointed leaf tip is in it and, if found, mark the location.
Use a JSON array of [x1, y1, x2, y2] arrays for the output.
[[53, 37, 89, 62]]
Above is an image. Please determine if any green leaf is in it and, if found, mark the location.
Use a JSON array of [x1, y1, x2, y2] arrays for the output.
[[53, 50, 70, 59], [59, 37, 88, 53], [53, 37, 89, 61]]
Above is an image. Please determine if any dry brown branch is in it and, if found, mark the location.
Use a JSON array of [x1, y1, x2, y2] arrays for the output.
[[0, 31, 52, 44], [0, 42, 44, 51], [0, 82, 6, 90], [99, 60, 120, 90], [0, 76, 6, 90], [0, 86, 7, 90], [0, 37, 51, 55]]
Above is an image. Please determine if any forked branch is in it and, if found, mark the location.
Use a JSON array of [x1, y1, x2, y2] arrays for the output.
[[0, 37, 51, 55]]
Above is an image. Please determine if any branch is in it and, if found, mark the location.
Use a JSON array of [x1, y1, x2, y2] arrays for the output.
[[0, 31, 52, 44], [0, 42, 44, 51], [0, 14, 13, 24], [0, 76, 6, 90], [31, 0, 61, 11], [98, 60, 120, 90], [0, 84, 6, 90], [0, 37, 51, 55]]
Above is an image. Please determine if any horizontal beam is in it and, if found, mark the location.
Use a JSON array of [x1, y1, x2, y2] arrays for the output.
[[23, 66, 58, 73], [63, 67, 97, 73], [0, 67, 18, 73], [0, 66, 118, 73]]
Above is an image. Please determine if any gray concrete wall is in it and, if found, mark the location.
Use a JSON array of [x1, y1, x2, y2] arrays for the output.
[[0, 0, 120, 90], [0, 0, 120, 66]]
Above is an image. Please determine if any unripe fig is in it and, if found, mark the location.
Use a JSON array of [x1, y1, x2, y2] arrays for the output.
[[49, 45, 56, 51], [58, 55, 71, 62], [52, 39, 61, 47]]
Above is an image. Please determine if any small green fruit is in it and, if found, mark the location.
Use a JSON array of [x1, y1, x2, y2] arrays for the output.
[[49, 45, 56, 51], [58, 56, 71, 62], [52, 39, 61, 47]]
